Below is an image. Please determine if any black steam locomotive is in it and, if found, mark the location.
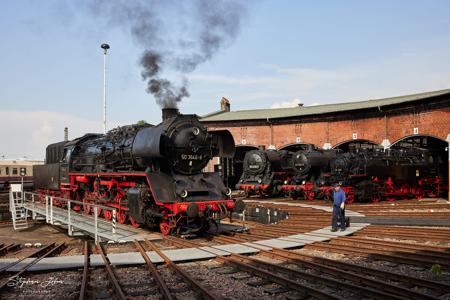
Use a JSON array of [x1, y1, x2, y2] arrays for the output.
[[235, 149, 296, 197], [237, 144, 447, 203], [34, 108, 245, 235]]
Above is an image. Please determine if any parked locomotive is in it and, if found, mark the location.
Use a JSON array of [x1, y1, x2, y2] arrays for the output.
[[34, 108, 245, 235], [237, 144, 447, 203], [235, 149, 296, 197]]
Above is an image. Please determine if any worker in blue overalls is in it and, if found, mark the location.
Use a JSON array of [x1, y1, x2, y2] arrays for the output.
[[331, 183, 346, 232]]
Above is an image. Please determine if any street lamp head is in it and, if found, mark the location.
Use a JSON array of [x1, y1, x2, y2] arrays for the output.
[[101, 43, 110, 54]]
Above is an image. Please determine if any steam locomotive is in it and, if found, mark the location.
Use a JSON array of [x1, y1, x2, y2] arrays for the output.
[[237, 144, 447, 203], [34, 108, 245, 235], [236, 149, 296, 197]]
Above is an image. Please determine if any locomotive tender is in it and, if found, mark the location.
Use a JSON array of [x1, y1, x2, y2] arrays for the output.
[[237, 144, 447, 203], [34, 108, 245, 235]]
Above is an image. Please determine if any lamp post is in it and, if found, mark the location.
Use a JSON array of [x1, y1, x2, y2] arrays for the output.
[[101, 43, 110, 134]]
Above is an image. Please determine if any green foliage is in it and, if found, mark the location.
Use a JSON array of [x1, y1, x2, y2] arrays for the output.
[[431, 264, 442, 278], [136, 120, 147, 126]]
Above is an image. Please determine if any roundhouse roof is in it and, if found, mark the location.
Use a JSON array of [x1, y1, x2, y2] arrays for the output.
[[201, 89, 450, 122]]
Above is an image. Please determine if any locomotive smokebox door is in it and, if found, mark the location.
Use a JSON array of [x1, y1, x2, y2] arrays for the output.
[[127, 188, 147, 224]]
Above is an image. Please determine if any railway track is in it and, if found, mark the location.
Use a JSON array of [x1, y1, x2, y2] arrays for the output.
[[0, 243, 20, 257], [78, 239, 217, 300], [166, 235, 450, 299], [354, 226, 450, 243], [165, 236, 343, 299], [0, 242, 66, 291]]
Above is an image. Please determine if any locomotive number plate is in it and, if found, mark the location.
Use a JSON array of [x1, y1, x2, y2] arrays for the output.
[[181, 154, 203, 160]]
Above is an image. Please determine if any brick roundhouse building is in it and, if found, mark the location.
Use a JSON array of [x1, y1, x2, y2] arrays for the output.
[[201, 89, 450, 191]]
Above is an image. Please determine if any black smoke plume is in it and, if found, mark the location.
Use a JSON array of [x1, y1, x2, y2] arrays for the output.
[[88, 0, 249, 108]]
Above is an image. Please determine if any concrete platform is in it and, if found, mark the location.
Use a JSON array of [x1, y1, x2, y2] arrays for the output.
[[0, 209, 370, 271], [286, 233, 332, 242], [211, 243, 260, 255], [163, 248, 216, 261], [242, 242, 273, 250], [253, 238, 305, 249]]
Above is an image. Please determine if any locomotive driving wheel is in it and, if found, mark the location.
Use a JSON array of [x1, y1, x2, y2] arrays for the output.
[[116, 211, 127, 224], [103, 210, 112, 221], [159, 221, 171, 235]]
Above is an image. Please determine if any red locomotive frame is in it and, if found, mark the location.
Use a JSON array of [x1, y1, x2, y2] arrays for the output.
[[37, 171, 237, 235]]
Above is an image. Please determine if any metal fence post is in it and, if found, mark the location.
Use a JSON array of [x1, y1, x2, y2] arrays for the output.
[[31, 194, 36, 220], [94, 206, 98, 244], [45, 196, 49, 223], [68, 199, 72, 236], [112, 209, 116, 234], [50, 196, 54, 224]]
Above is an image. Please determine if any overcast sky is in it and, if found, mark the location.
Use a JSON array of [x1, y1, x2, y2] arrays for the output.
[[1, 0, 450, 159]]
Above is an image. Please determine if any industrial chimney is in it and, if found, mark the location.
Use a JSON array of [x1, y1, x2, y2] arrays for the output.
[[220, 97, 230, 112], [64, 127, 69, 141]]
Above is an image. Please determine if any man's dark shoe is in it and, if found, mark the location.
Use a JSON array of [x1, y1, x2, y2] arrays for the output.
[[331, 228, 338, 232], [340, 228, 346, 232]]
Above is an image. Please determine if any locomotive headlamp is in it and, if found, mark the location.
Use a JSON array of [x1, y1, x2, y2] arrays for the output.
[[192, 127, 200, 136], [284, 180, 288, 184], [224, 188, 232, 196], [179, 190, 188, 198], [302, 181, 306, 184], [258, 179, 262, 183]]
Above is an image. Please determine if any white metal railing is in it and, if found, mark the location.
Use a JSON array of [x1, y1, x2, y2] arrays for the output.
[[9, 184, 27, 229], [23, 192, 118, 244]]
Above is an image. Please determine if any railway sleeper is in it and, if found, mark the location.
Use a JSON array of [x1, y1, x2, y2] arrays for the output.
[[229, 254, 409, 300], [259, 249, 440, 300]]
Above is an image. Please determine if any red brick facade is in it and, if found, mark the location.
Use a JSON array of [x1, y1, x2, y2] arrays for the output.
[[206, 107, 450, 149]]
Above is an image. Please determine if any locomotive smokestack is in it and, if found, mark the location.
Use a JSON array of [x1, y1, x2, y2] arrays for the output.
[[162, 108, 179, 121], [64, 127, 69, 141]]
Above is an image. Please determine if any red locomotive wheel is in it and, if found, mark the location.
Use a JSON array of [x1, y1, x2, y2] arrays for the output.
[[117, 212, 127, 224], [160, 222, 171, 235], [129, 216, 141, 228], [304, 191, 314, 201], [103, 210, 112, 221]]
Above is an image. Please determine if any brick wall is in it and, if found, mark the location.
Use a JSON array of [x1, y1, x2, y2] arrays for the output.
[[207, 107, 450, 149]]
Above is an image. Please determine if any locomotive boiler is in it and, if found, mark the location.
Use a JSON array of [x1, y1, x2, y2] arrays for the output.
[[34, 108, 245, 235]]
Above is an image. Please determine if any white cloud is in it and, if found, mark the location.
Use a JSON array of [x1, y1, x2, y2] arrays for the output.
[[190, 45, 450, 109], [0, 110, 103, 159], [271, 98, 303, 109]]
